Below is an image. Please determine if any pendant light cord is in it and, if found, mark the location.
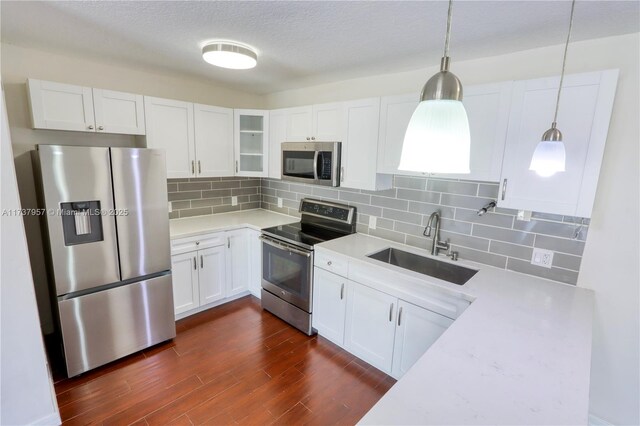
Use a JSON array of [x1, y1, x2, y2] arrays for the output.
[[553, 0, 576, 123], [443, 0, 453, 58]]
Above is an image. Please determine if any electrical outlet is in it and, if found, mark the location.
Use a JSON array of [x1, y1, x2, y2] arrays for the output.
[[168, 202, 172, 213], [531, 248, 554, 268], [369, 216, 377, 230], [517, 210, 532, 222], [231, 196, 238, 206], [277, 197, 283, 208]]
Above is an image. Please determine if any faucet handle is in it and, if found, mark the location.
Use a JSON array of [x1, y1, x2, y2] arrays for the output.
[[447, 250, 459, 261]]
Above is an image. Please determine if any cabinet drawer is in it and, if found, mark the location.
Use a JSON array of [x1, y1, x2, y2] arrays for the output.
[[171, 233, 226, 255], [314, 250, 349, 277]]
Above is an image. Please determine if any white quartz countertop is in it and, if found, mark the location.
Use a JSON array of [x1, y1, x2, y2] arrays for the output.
[[314, 233, 594, 426], [169, 209, 297, 239]]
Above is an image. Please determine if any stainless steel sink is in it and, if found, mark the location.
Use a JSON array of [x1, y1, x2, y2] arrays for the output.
[[367, 247, 477, 285]]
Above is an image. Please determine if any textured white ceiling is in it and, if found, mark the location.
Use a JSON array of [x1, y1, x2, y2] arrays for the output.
[[1, 1, 638, 94]]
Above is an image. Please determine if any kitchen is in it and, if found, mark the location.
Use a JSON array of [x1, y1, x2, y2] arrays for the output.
[[1, 1, 638, 425]]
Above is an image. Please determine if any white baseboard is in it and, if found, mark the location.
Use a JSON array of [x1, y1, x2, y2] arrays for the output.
[[589, 413, 613, 426], [174, 291, 252, 321], [31, 411, 61, 426]]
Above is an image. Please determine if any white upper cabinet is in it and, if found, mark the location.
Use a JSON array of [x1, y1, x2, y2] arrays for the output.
[[144, 96, 195, 178], [27, 79, 145, 135], [92, 89, 145, 135], [28, 79, 95, 132], [498, 70, 618, 217], [268, 109, 287, 179], [234, 109, 269, 177], [376, 82, 512, 182], [312, 102, 344, 141], [194, 104, 234, 177], [285, 106, 313, 141], [342, 97, 392, 191]]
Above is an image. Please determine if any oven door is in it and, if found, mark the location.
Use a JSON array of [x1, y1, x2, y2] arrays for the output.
[[261, 235, 313, 312]]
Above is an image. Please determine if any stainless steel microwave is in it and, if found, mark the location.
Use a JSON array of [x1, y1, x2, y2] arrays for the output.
[[281, 142, 341, 187]]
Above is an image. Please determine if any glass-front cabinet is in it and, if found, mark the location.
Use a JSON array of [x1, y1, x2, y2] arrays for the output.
[[234, 109, 269, 177]]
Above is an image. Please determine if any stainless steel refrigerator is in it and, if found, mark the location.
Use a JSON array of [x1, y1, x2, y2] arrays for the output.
[[33, 145, 176, 377]]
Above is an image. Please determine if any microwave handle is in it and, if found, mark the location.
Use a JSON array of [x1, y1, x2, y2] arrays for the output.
[[313, 151, 319, 180]]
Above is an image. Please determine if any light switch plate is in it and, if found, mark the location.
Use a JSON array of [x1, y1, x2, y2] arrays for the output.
[[277, 197, 283, 208], [232, 196, 238, 206], [531, 248, 554, 268], [369, 216, 377, 230], [517, 210, 532, 222]]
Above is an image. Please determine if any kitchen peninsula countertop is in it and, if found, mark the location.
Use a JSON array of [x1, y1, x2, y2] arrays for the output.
[[313, 233, 593, 426], [169, 209, 297, 239]]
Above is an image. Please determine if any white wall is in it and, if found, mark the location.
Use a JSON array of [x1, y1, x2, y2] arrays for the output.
[[0, 43, 266, 333], [265, 33, 640, 425], [1, 84, 60, 425]]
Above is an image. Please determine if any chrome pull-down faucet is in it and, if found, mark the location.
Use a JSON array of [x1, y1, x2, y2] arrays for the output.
[[423, 212, 450, 256]]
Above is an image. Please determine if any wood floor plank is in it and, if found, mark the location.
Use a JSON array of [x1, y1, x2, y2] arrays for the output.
[[54, 296, 395, 425]]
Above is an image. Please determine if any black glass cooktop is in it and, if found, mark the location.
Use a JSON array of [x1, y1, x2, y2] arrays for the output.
[[261, 222, 346, 250]]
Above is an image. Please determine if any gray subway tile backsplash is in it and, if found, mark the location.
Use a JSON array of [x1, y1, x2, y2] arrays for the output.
[[260, 176, 589, 285], [169, 175, 590, 286], [168, 177, 261, 219]]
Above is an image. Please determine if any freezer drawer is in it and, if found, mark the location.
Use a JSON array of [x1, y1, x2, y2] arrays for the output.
[[58, 274, 176, 377]]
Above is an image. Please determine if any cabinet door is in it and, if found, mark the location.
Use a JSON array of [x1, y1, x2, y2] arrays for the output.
[[377, 94, 419, 175], [312, 102, 343, 141], [312, 268, 347, 345], [93, 89, 145, 135], [194, 104, 234, 177], [247, 229, 262, 298], [391, 300, 453, 379], [27, 79, 95, 132], [171, 252, 199, 315], [285, 106, 313, 141], [498, 70, 618, 217], [268, 109, 287, 179], [342, 98, 392, 191], [144, 97, 195, 178], [344, 280, 397, 373], [432, 82, 512, 182], [226, 230, 249, 297], [234, 109, 269, 177], [199, 245, 227, 306]]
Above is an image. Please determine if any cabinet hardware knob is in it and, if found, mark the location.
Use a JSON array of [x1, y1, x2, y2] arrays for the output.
[[235, 161, 239, 173], [311, 137, 315, 140], [327, 261, 332, 266], [200, 255, 204, 268], [501, 178, 508, 201], [198, 160, 201, 174], [340, 283, 344, 300], [193, 257, 197, 270], [389, 303, 394, 322], [306, 137, 310, 141], [228, 237, 230, 249], [398, 307, 403, 326], [196, 241, 200, 245], [87, 125, 94, 130], [98, 125, 104, 131], [191, 161, 195, 175]]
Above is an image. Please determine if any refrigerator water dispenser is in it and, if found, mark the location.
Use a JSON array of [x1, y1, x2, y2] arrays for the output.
[[60, 201, 103, 245]]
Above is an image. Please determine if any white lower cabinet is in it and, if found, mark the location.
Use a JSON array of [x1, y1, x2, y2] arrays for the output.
[[313, 259, 459, 378], [171, 252, 200, 315], [344, 280, 397, 374], [198, 245, 227, 306], [171, 228, 258, 318], [391, 300, 453, 378], [312, 268, 347, 345]]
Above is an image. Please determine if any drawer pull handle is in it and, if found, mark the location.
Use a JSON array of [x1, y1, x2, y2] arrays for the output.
[[200, 255, 204, 269], [389, 303, 394, 322], [398, 306, 403, 326], [340, 283, 344, 300], [501, 178, 508, 200], [193, 257, 196, 270]]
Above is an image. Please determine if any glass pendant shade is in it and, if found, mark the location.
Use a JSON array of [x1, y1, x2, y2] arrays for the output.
[[399, 99, 471, 173], [529, 140, 566, 177]]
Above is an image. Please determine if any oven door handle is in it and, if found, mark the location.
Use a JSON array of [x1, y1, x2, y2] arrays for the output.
[[260, 235, 312, 258], [313, 151, 319, 181]]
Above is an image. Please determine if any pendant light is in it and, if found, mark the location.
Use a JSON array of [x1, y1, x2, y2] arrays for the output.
[[399, 0, 470, 174], [529, 0, 576, 177]]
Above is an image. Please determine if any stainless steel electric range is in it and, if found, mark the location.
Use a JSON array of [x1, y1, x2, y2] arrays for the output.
[[260, 198, 356, 335]]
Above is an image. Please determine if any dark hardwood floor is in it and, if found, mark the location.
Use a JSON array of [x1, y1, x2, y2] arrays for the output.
[[53, 296, 396, 425]]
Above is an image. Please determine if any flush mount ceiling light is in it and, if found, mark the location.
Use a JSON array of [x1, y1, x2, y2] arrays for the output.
[[529, 0, 576, 178], [202, 41, 257, 70], [399, 0, 470, 174]]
